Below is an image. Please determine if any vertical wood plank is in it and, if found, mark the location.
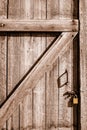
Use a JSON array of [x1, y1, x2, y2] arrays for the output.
[[32, 0, 46, 130], [0, 35, 6, 104], [7, 116, 13, 130], [19, 1, 33, 129], [0, 0, 7, 19], [32, 35, 45, 128], [0, 0, 7, 129], [46, 0, 59, 130], [7, 0, 34, 129], [59, 0, 73, 19], [20, 34, 33, 129], [0, 35, 7, 129], [46, 63, 59, 130], [8, 0, 20, 19], [8, 35, 20, 92], [80, 0, 87, 130], [7, 35, 20, 130], [12, 108, 19, 130], [47, 0, 59, 20], [58, 1, 79, 129], [7, 0, 21, 129], [58, 44, 73, 130], [22, 90, 32, 130]]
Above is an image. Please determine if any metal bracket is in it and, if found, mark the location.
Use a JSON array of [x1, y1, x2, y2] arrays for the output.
[[57, 70, 68, 88]]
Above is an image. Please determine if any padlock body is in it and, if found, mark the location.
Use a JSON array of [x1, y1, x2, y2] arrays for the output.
[[73, 98, 78, 104]]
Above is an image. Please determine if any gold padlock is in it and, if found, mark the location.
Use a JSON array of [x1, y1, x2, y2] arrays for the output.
[[73, 97, 78, 104]]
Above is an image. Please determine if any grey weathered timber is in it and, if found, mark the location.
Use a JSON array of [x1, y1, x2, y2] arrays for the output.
[[0, 19, 78, 32], [80, 0, 87, 130], [0, 32, 77, 129]]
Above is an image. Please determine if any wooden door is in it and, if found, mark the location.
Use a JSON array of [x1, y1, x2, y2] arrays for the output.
[[0, 0, 79, 130]]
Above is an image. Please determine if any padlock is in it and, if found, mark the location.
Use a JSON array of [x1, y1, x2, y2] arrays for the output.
[[73, 95, 78, 104]]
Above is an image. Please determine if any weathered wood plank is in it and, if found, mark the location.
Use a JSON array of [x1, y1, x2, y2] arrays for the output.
[[0, 32, 77, 128], [7, 116, 13, 130], [0, 0, 7, 129], [0, 19, 79, 32], [0, 0, 7, 19], [46, 63, 59, 130], [58, 42, 73, 129], [80, 0, 87, 130], [59, 0, 73, 19], [0, 36, 6, 105], [8, 0, 21, 19], [18, 0, 33, 129], [32, 0, 46, 129], [32, 34, 46, 130], [20, 34, 33, 130], [46, 1, 59, 129], [22, 90, 32, 130], [46, 0, 59, 19], [7, 0, 21, 130]]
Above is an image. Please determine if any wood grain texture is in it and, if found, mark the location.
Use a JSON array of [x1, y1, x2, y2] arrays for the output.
[[58, 1, 74, 129], [46, 1, 59, 130], [20, 35, 33, 130], [32, 1, 46, 129], [8, 0, 34, 129], [0, 32, 77, 129], [7, 0, 21, 129], [0, 1, 79, 129], [0, 0, 7, 19], [80, 0, 87, 130], [46, 63, 59, 130], [58, 42, 73, 130], [0, 35, 6, 104], [59, 0, 73, 19], [0, 19, 79, 32], [47, 0, 59, 20], [0, 0, 7, 129], [19, 0, 33, 129]]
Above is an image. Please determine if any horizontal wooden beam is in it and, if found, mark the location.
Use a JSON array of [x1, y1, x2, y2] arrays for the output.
[[0, 32, 77, 128], [0, 19, 79, 32]]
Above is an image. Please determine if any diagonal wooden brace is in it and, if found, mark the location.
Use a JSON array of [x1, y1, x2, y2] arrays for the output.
[[0, 32, 77, 128]]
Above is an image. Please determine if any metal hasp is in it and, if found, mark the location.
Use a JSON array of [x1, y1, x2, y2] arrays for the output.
[[57, 70, 68, 88], [63, 91, 78, 105]]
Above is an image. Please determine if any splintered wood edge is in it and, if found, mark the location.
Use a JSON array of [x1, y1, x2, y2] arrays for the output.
[[0, 19, 79, 32]]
